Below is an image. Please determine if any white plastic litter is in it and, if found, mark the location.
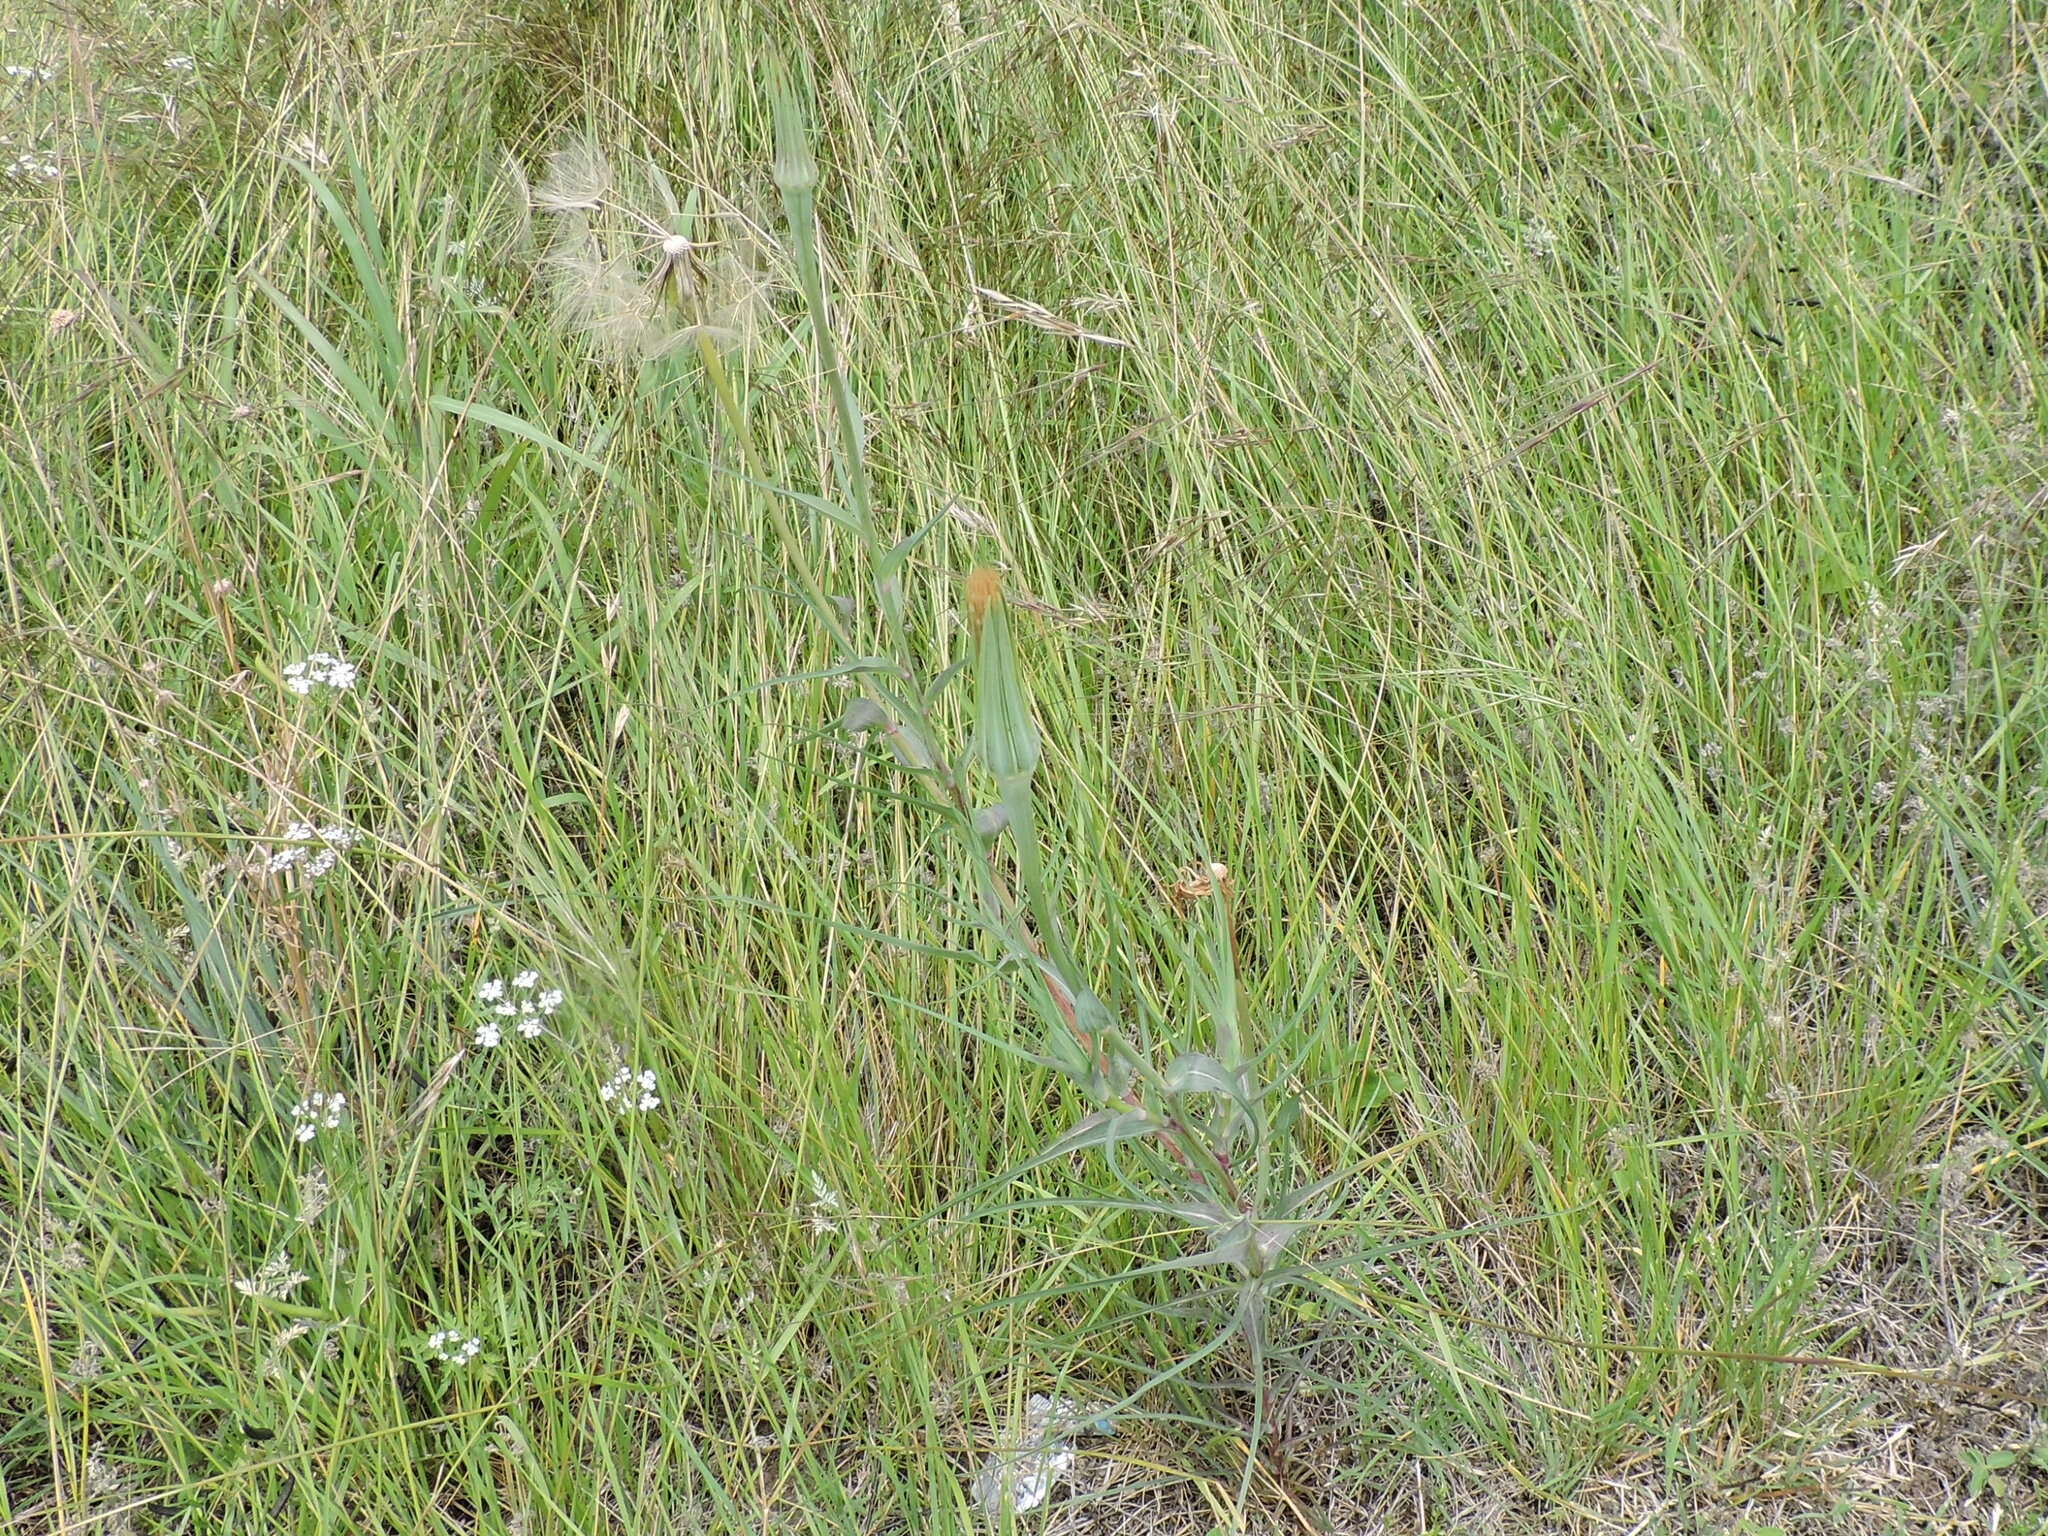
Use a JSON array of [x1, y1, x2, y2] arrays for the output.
[[967, 1394, 1116, 1519]]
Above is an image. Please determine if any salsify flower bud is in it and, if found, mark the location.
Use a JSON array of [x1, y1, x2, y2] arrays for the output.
[[967, 567, 1040, 785], [771, 78, 819, 197], [965, 566, 1001, 641]]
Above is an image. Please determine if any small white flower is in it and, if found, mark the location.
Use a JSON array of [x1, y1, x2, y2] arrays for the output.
[[601, 1065, 659, 1113], [288, 1090, 347, 1143], [4, 64, 55, 81], [260, 820, 358, 881], [282, 651, 357, 695], [475, 1020, 503, 1049], [475, 975, 565, 1041], [164, 54, 196, 72], [426, 1328, 483, 1364]]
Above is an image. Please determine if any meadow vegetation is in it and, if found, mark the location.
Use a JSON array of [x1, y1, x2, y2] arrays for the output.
[[3, 0, 2047, 1530]]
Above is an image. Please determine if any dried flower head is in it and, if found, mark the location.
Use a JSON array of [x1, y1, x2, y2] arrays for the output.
[[66, 1335, 105, 1385], [8, 152, 60, 181], [803, 1171, 843, 1236], [945, 499, 1000, 539], [234, 1248, 310, 1301], [1165, 861, 1232, 913], [296, 1167, 333, 1223]]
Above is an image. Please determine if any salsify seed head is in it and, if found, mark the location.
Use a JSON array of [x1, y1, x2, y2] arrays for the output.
[[533, 138, 777, 363]]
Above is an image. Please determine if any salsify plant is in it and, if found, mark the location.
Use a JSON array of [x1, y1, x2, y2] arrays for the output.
[[754, 75, 1356, 1426], [538, 70, 1349, 1460]]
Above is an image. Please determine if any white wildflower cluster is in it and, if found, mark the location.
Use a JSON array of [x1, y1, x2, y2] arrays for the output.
[[163, 54, 195, 72], [233, 1249, 310, 1301], [600, 1065, 659, 1114], [967, 1395, 1117, 1519], [288, 1091, 347, 1144], [4, 63, 55, 81], [426, 1328, 483, 1365], [7, 151, 59, 181], [282, 652, 357, 695], [263, 821, 359, 878], [473, 971, 565, 1048]]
